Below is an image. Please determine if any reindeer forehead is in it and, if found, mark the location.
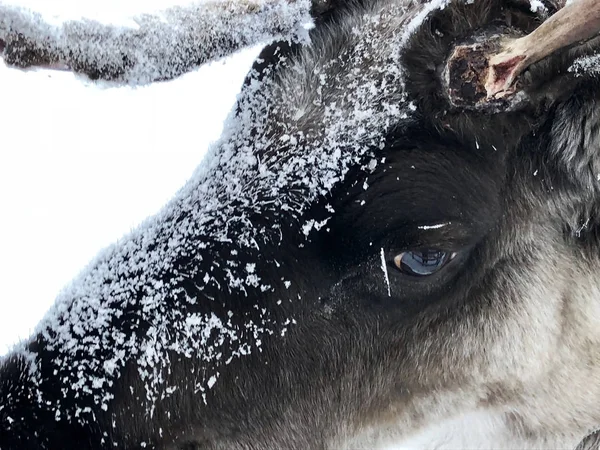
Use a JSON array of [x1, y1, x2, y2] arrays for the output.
[[234, 0, 443, 203], [193, 1, 432, 240], [274, 0, 414, 125], [12, 0, 451, 420]]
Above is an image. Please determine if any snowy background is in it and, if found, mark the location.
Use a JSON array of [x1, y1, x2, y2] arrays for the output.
[[0, 0, 261, 355]]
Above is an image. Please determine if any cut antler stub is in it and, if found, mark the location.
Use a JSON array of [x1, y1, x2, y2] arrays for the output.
[[445, 0, 600, 111], [445, 35, 508, 110]]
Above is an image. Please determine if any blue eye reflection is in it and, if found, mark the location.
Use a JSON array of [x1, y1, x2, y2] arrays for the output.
[[393, 250, 454, 276]]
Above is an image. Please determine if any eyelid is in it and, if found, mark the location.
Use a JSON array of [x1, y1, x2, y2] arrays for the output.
[[414, 221, 472, 251], [382, 221, 470, 251]]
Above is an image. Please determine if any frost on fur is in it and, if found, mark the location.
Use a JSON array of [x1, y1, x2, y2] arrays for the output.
[[1, 0, 428, 429], [0, 0, 311, 84]]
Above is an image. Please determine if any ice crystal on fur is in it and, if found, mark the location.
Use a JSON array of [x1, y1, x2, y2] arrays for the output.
[[569, 54, 600, 76]]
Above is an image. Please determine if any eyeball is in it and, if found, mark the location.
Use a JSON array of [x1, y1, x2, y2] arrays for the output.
[[393, 250, 455, 276]]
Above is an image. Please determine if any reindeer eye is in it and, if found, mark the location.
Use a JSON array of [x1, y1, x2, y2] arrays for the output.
[[393, 250, 455, 276]]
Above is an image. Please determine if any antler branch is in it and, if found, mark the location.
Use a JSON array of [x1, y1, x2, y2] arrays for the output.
[[0, 0, 311, 85]]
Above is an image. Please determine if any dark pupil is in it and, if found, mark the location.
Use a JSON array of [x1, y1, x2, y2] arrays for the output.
[[401, 250, 449, 276]]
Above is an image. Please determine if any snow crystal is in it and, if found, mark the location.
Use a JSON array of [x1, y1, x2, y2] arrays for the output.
[[569, 54, 600, 77], [2, 0, 450, 431], [207, 375, 217, 389], [528, 0, 547, 14]]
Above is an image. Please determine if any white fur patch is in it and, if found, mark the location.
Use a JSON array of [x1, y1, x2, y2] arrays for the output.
[[382, 411, 510, 450], [345, 410, 584, 450]]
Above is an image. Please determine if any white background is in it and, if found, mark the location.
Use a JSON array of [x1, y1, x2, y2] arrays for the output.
[[0, 0, 260, 354]]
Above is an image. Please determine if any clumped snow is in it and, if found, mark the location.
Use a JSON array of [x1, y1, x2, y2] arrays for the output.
[[1, 0, 545, 442], [569, 54, 600, 77], [0, 0, 312, 84], [528, 0, 547, 14]]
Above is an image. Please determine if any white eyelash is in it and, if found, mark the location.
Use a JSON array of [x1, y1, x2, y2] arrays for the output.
[[418, 222, 450, 230], [380, 248, 391, 297]]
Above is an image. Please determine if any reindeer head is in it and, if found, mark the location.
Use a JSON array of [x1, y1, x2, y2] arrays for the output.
[[1, 0, 600, 449]]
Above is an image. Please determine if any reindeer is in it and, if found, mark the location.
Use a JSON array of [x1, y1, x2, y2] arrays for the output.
[[2, 0, 600, 448]]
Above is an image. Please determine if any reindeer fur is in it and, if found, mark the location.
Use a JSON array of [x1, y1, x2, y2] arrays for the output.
[[2, 0, 600, 449]]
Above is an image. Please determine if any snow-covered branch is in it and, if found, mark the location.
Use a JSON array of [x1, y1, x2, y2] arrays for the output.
[[0, 0, 311, 85]]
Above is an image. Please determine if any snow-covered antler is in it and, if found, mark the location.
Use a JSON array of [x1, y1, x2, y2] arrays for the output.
[[0, 0, 312, 85]]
